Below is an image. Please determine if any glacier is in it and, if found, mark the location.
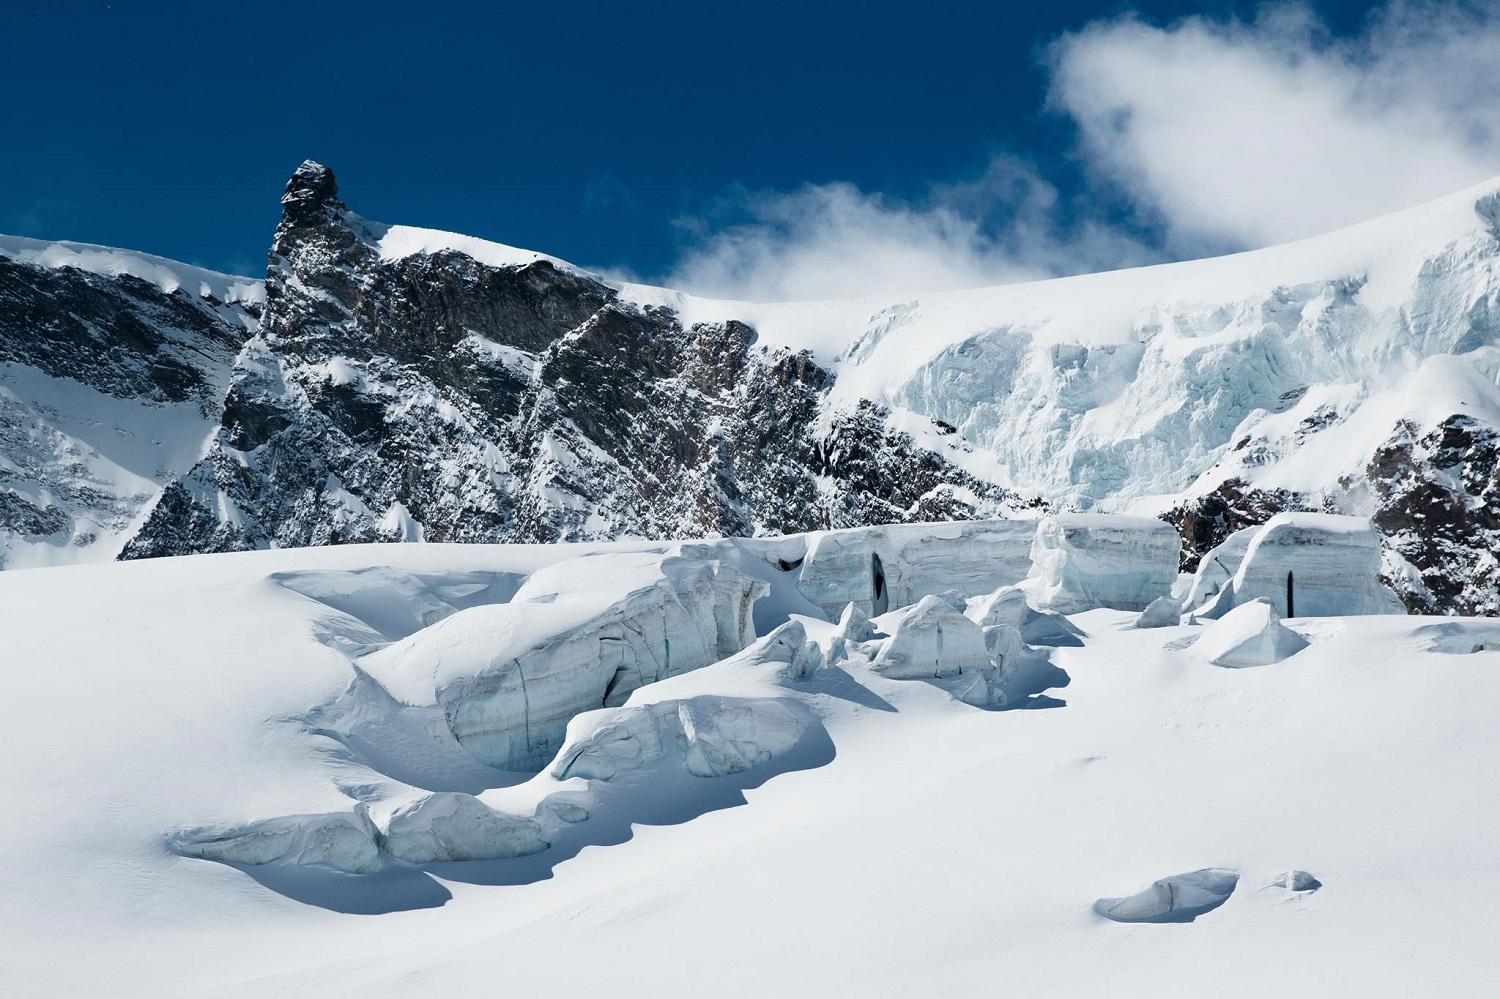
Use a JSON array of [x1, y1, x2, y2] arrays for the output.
[[3, 519, 1499, 996], [357, 551, 765, 771]]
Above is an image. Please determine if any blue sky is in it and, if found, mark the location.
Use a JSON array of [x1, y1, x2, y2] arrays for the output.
[[3, 1, 1498, 298]]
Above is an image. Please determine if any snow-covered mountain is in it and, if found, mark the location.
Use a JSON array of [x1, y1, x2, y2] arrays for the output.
[[118, 161, 1027, 564], [0, 235, 261, 568], [4, 162, 1499, 611]]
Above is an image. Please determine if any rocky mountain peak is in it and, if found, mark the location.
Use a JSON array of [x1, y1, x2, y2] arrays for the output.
[[278, 160, 343, 230]]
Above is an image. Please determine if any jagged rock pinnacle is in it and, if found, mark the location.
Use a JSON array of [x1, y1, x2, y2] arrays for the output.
[[279, 160, 343, 227]]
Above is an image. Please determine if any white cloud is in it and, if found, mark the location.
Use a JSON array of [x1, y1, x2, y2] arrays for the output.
[[664, 157, 1148, 302], [658, 1, 1500, 302], [1048, 1, 1500, 250]]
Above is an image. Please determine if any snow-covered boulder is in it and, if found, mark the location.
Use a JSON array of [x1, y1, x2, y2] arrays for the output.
[[1219, 513, 1404, 618], [1194, 599, 1309, 668], [872, 595, 991, 679], [359, 552, 767, 771], [1028, 514, 1181, 614], [1134, 595, 1182, 629], [370, 792, 549, 863], [1094, 869, 1239, 923]]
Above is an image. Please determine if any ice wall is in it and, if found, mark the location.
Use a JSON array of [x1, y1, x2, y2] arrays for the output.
[[1193, 513, 1404, 618], [792, 519, 1037, 618], [359, 551, 767, 771], [1027, 514, 1181, 613]]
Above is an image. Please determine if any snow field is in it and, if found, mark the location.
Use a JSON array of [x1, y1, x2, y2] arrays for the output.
[[0, 518, 1495, 996]]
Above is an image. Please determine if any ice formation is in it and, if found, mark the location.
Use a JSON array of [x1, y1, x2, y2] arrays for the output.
[[1414, 620, 1500, 654], [1134, 595, 1182, 629], [1028, 514, 1181, 613], [679, 696, 810, 778], [368, 792, 549, 864], [1191, 514, 1405, 619], [871, 594, 991, 680], [359, 552, 766, 771], [1182, 526, 1260, 611], [1230, 514, 1404, 617], [965, 584, 1030, 630], [793, 520, 1036, 618], [1094, 869, 1240, 923], [1194, 599, 1310, 668], [1268, 870, 1323, 893], [757, 619, 821, 681], [171, 813, 382, 874], [551, 694, 810, 782]]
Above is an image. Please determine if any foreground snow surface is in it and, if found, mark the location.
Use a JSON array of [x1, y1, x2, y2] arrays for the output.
[[2, 542, 1497, 996]]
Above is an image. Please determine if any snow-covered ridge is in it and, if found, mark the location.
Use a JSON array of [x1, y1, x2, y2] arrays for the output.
[[9, 161, 1500, 614], [0, 233, 265, 306], [373, 223, 565, 274], [375, 174, 1500, 364], [342, 170, 1500, 543]]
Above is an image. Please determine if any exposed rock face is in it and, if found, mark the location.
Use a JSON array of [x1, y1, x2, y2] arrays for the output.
[[0, 238, 258, 567], [1163, 479, 1312, 574], [123, 162, 1025, 556], [0, 255, 250, 403], [1368, 415, 1500, 615]]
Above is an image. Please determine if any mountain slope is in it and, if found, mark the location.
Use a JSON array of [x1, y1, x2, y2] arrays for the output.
[[122, 162, 1024, 560], [0, 236, 261, 568]]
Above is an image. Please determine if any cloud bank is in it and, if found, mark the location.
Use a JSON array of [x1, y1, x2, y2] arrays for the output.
[[1050, 0, 1500, 251], [664, 157, 1146, 302], [660, 1, 1500, 302]]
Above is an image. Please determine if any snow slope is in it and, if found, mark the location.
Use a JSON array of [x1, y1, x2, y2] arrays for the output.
[[2, 540, 1497, 996], [391, 176, 1500, 508]]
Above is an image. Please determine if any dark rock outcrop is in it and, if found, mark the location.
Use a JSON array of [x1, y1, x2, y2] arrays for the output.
[[124, 162, 1026, 556], [1368, 416, 1500, 615], [0, 240, 257, 565]]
